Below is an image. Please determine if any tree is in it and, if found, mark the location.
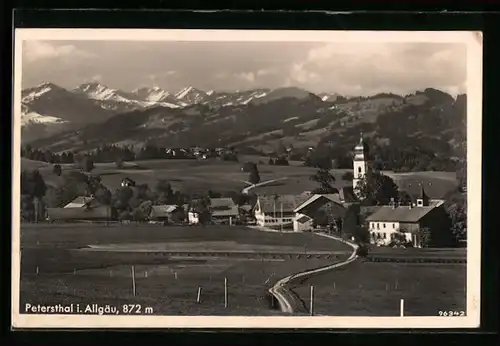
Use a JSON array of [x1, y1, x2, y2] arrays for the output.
[[191, 196, 212, 225], [112, 187, 134, 213], [115, 157, 124, 169], [82, 156, 95, 172], [352, 226, 370, 244], [155, 179, 175, 204], [310, 168, 336, 194], [21, 170, 47, 199], [397, 190, 412, 205], [419, 227, 432, 248], [94, 185, 112, 205], [53, 164, 62, 176], [354, 171, 399, 205], [447, 199, 467, 244], [248, 164, 261, 185]]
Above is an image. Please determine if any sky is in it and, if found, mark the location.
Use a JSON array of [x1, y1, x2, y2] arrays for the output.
[[21, 40, 467, 96]]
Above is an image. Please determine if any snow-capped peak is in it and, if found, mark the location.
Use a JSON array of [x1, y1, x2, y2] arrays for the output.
[[21, 103, 67, 126], [21, 82, 61, 103], [174, 87, 208, 104], [75, 82, 131, 103], [206, 90, 215, 96], [175, 86, 194, 100]]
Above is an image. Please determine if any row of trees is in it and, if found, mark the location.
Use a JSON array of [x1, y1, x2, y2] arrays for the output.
[[20, 167, 253, 224]]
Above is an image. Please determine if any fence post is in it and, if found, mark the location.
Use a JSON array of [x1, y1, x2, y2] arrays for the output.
[[224, 277, 228, 308], [36, 266, 39, 275], [131, 266, 136, 296], [309, 285, 315, 316], [197, 286, 202, 303], [400, 299, 404, 317]]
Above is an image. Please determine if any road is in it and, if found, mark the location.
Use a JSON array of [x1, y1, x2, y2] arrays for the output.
[[240, 177, 289, 194]]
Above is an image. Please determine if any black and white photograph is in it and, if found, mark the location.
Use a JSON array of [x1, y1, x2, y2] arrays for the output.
[[12, 29, 482, 329]]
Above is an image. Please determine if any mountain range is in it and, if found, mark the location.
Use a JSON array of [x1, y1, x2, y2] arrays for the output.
[[21, 82, 466, 164]]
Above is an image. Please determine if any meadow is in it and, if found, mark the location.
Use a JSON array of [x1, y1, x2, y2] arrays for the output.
[[22, 157, 458, 197], [19, 224, 351, 315], [289, 260, 467, 316]]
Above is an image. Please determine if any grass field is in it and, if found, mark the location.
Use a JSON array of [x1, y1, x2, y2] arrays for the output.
[[289, 260, 467, 316], [19, 224, 351, 315], [21, 157, 458, 198]]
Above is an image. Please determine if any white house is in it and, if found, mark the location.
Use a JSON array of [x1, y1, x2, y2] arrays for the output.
[[253, 194, 310, 230], [187, 211, 200, 224], [365, 188, 445, 247]]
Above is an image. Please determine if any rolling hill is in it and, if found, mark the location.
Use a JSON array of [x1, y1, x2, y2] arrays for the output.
[[25, 87, 466, 170]]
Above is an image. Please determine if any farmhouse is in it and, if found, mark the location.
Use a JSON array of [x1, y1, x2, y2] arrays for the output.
[[365, 187, 447, 248], [209, 198, 239, 225], [46, 205, 112, 222], [293, 194, 349, 232], [64, 196, 100, 209], [253, 194, 310, 230], [186, 198, 239, 225], [148, 205, 185, 223]]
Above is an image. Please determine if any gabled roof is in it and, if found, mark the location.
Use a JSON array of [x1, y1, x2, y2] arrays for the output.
[[47, 206, 112, 220], [64, 196, 97, 208], [365, 205, 437, 223], [149, 205, 182, 218], [256, 194, 311, 214], [209, 198, 239, 217]]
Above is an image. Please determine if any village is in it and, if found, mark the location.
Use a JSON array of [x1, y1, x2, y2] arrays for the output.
[[35, 133, 466, 250]]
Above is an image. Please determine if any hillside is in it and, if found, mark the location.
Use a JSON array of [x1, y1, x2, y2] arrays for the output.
[[22, 84, 466, 174]]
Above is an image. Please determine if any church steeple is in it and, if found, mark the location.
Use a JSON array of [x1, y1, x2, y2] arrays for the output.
[[416, 183, 429, 207], [353, 132, 371, 197]]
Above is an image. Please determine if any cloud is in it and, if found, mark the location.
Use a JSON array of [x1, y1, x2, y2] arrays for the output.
[[287, 42, 466, 96], [21, 40, 466, 96], [256, 68, 277, 77], [23, 41, 94, 63], [234, 72, 256, 83]]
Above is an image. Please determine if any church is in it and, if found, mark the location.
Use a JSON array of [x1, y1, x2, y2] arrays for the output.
[[352, 132, 371, 197]]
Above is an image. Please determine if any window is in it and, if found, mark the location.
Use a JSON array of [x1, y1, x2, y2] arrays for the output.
[[383, 223, 386, 228], [383, 233, 387, 239], [358, 167, 362, 173], [377, 223, 380, 229], [393, 223, 396, 229]]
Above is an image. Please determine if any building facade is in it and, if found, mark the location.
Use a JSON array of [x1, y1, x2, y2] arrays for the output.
[[365, 187, 446, 247], [254, 194, 310, 230]]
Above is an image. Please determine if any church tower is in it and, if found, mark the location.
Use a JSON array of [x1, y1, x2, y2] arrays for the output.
[[353, 132, 370, 194]]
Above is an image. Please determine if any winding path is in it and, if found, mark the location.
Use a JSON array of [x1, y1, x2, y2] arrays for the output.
[[268, 233, 359, 314], [240, 177, 289, 194]]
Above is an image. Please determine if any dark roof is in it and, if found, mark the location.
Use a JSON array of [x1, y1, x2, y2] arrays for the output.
[[47, 206, 112, 220], [209, 198, 239, 217], [257, 194, 311, 214], [397, 179, 457, 199], [365, 205, 436, 223], [294, 194, 345, 213]]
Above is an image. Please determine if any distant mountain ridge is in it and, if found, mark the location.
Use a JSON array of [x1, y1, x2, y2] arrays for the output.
[[25, 85, 466, 168], [21, 82, 330, 141]]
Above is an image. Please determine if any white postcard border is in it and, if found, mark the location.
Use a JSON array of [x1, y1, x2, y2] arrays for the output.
[[11, 29, 482, 329]]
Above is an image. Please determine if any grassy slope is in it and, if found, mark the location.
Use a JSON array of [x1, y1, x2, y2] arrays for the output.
[[21, 157, 458, 199], [290, 260, 466, 316], [20, 224, 351, 315]]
